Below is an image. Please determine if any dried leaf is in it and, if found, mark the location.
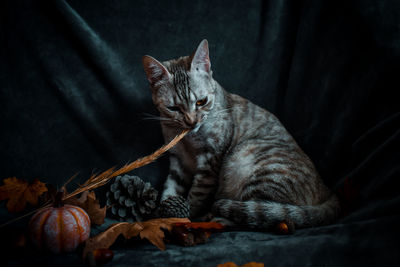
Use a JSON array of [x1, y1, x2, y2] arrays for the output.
[[241, 263, 264, 267], [0, 177, 48, 213], [83, 222, 143, 259], [168, 222, 225, 247], [218, 263, 239, 267], [137, 218, 190, 250], [173, 221, 225, 231], [64, 191, 106, 225], [82, 218, 190, 259], [218, 263, 264, 267]]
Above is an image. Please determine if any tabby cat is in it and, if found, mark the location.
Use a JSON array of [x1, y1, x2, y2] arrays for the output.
[[142, 39, 340, 230]]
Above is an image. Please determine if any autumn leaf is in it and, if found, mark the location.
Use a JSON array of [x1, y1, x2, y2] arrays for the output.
[[241, 263, 264, 267], [168, 222, 225, 247], [173, 221, 225, 231], [83, 222, 143, 259], [218, 263, 239, 267], [137, 218, 190, 250], [0, 177, 48, 213], [82, 218, 190, 259], [64, 190, 106, 225], [218, 262, 264, 267]]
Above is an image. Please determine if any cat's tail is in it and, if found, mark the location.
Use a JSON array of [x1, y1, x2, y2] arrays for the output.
[[211, 194, 340, 230]]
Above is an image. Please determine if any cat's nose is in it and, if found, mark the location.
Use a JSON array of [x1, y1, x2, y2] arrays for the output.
[[184, 114, 197, 128]]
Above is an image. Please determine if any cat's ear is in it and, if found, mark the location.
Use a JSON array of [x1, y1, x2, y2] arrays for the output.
[[142, 55, 171, 86], [191, 39, 211, 73]]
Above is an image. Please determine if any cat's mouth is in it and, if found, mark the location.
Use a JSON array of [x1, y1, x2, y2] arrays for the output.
[[181, 122, 201, 132], [181, 121, 203, 134], [186, 115, 207, 133], [191, 123, 202, 133], [182, 114, 207, 133]]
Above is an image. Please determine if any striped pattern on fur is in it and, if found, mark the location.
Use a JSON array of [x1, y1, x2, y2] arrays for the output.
[[142, 39, 340, 230]]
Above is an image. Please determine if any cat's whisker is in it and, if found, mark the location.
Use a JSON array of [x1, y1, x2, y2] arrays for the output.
[[157, 117, 184, 128], [141, 113, 164, 120], [208, 107, 234, 118], [141, 113, 177, 123], [164, 121, 182, 127]]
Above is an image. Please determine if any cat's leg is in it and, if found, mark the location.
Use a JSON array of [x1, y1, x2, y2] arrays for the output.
[[158, 156, 192, 218], [187, 171, 218, 218], [161, 155, 189, 201]]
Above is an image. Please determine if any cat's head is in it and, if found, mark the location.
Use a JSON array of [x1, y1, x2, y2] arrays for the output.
[[142, 39, 215, 131]]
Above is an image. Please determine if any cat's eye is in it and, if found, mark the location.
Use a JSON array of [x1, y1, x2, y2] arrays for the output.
[[196, 97, 208, 106], [167, 106, 181, 112]]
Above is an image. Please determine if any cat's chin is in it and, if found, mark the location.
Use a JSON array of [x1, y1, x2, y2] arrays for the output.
[[184, 123, 202, 135]]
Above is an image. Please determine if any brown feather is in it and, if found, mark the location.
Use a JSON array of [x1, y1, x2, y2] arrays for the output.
[[63, 129, 189, 201]]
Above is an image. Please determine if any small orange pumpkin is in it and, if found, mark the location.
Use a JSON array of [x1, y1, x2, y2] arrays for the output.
[[29, 203, 91, 253]]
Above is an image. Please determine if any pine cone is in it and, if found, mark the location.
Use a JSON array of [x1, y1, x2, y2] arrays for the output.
[[158, 196, 190, 218], [106, 175, 158, 221]]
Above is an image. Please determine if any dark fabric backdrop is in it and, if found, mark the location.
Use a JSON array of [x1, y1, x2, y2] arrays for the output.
[[1, 0, 399, 266]]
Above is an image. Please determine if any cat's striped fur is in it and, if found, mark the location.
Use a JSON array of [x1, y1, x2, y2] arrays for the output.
[[142, 39, 340, 230]]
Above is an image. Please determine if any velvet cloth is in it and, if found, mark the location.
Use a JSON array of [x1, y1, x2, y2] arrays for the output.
[[1, 0, 399, 266]]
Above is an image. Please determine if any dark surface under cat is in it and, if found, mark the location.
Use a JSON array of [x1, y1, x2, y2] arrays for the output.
[[1, 0, 399, 266]]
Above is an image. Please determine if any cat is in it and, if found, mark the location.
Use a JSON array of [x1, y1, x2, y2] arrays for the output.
[[142, 39, 340, 230]]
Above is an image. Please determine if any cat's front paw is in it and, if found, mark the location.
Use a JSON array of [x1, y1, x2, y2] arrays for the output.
[[158, 196, 190, 218]]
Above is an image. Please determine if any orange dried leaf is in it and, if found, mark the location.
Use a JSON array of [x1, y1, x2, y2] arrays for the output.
[[218, 263, 239, 267], [82, 218, 190, 259], [137, 218, 190, 250], [64, 191, 106, 225], [218, 263, 264, 267], [173, 221, 225, 231], [168, 221, 225, 247], [241, 263, 264, 267], [0, 177, 48, 213], [83, 222, 143, 259]]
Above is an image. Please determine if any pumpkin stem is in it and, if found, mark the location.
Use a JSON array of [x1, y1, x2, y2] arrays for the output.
[[53, 190, 65, 208]]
